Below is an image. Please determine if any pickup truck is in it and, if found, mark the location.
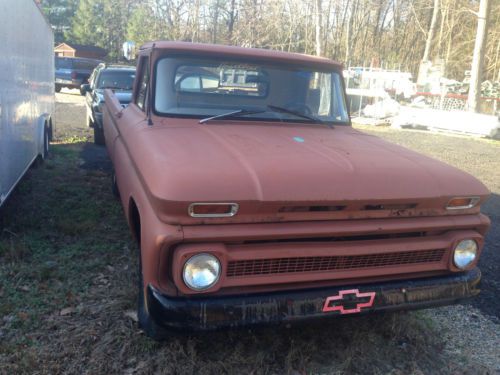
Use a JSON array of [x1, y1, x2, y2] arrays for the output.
[[102, 41, 490, 340], [55, 56, 102, 94]]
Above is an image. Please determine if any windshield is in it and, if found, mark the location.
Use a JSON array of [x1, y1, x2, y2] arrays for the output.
[[154, 57, 349, 125], [96, 70, 135, 90]]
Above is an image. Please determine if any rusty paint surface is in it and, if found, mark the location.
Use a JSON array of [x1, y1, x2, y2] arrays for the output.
[[103, 42, 490, 309]]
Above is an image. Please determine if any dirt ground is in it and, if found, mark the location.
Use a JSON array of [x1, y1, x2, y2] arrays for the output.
[[0, 90, 499, 374]]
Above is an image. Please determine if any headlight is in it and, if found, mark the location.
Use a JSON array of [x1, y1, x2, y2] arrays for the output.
[[453, 239, 477, 269], [182, 253, 221, 291]]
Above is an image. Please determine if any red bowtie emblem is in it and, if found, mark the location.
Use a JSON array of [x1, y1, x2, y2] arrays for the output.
[[322, 289, 376, 314]]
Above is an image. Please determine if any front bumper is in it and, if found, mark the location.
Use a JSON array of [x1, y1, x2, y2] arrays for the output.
[[147, 267, 481, 331]]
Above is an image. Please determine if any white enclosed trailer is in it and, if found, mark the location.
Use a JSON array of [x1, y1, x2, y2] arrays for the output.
[[0, 0, 54, 207]]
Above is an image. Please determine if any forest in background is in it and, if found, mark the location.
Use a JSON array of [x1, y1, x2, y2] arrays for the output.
[[41, 0, 499, 82]]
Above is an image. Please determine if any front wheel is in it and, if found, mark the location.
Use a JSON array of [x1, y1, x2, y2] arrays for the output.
[[93, 126, 105, 146], [111, 171, 120, 198], [55, 84, 62, 93], [137, 252, 169, 341]]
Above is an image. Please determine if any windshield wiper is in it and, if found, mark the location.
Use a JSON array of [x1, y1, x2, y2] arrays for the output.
[[199, 109, 266, 124], [267, 105, 332, 128]]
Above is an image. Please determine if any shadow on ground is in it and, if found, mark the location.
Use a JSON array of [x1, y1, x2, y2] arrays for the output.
[[79, 143, 112, 173], [473, 193, 500, 321]]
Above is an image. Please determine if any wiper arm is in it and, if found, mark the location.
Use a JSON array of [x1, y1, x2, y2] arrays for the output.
[[199, 109, 265, 124], [267, 105, 332, 128]]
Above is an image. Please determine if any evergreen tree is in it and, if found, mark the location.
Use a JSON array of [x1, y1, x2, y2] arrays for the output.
[[66, 0, 106, 47], [126, 3, 158, 47], [40, 0, 79, 44]]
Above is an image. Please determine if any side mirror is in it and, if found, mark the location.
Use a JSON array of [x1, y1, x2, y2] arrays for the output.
[[80, 84, 91, 94]]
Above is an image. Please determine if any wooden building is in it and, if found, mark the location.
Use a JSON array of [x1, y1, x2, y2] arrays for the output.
[[54, 43, 107, 59]]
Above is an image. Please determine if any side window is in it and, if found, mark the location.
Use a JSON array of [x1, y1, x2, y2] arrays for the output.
[[135, 57, 150, 111]]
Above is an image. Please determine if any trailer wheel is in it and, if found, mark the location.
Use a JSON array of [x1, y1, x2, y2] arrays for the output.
[[34, 125, 49, 167], [94, 126, 105, 146], [137, 250, 169, 341], [43, 125, 49, 159]]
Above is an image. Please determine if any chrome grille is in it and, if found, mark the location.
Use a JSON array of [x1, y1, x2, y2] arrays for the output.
[[226, 249, 446, 277]]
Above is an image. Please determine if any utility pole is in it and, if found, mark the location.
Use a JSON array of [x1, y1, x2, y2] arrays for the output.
[[315, 0, 322, 56], [422, 0, 440, 62], [467, 0, 491, 113]]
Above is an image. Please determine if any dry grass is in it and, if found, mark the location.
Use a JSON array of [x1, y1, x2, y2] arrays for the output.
[[0, 141, 493, 374]]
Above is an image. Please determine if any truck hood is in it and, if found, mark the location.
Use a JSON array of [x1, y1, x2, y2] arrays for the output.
[[128, 120, 489, 223]]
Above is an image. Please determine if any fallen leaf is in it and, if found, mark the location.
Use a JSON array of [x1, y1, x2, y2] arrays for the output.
[[60, 307, 75, 316], [19, 285, 30, 292], [124, 310, 138, 322], [17, 312, 29, 321]]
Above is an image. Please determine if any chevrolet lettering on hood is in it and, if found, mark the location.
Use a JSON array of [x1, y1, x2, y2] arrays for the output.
[[101, 41, 490, 340]]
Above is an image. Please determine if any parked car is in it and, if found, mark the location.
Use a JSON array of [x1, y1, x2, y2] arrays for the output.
[[103, 42, 490, 340], [81, 64, 135, 145], [0, 0, 54, 208], [55, 56, 102, 94]]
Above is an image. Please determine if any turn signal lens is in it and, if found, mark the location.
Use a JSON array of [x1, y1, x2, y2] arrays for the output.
[[188, 203, 239, 217], [446, 197, 480, 210]]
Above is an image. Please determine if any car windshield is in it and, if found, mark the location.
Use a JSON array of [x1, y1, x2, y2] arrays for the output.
[[97, 70, 135, 90], [154, 57, 349, 125]]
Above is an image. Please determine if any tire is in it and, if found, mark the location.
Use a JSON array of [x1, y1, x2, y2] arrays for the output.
[[43, 125, 50, 159], [87, 116, 94, 128], [55, 84, 62, 93], [94, 126, 105, 146], [34, 126, 49, 167], [137, 251, 169, 341], [111, 171, 120, 198]]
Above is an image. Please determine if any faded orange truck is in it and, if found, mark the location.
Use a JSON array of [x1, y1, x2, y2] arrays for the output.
[[102, 42, 490, 340]]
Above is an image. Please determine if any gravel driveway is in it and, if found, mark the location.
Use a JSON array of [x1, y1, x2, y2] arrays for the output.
[[354, 124, 500, 323], [53, 91, 500, 371]]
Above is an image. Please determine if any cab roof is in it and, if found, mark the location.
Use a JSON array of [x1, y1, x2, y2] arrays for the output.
[[140, 41, 343, 70]]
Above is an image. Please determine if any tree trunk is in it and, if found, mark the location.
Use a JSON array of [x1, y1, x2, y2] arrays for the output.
[[422, 0, 440, 61], [468, 0, 491, 113]]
